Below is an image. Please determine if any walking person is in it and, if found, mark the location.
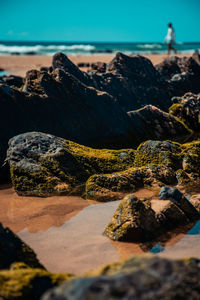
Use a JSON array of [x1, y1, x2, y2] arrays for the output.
[[165, 23, 177, 55]]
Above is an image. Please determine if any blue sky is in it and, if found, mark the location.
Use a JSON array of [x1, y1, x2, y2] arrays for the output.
[[1, 0, 200, 42]]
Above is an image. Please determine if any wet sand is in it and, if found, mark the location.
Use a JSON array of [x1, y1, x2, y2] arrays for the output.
[[0, 185, 90, 233], [0, 186, 200, 274], [0, 53, 191, 77]]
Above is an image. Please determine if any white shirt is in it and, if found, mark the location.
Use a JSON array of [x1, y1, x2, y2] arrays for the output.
[[165, 28, 175, 43]]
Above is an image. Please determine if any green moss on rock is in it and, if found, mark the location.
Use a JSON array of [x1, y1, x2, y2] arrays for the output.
[[8, 132, 135, 196], [7, 133, 200, 199], [0, 265, 74, 300]]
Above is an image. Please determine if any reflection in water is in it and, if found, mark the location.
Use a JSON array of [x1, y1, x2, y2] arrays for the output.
[[149, 242, 164, 254], [187, 220, 200, 235], [146, 220, 200, 254], [0, 71, 8, 76]]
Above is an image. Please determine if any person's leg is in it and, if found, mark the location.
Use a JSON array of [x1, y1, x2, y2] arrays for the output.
[[171, 45, 177, 54], [168, 43, 171, 55]]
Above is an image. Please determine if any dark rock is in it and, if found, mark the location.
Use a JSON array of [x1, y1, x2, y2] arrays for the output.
[[192, 50, 200, 65], [90, 62, 107, 73], [42, 256, 200, 300], [40, 66, 51, 72], [6, 132, 135, 196], [159, 186, 182, 201], [156, 54, 200, 95], [105, 190, 199, 242], [104, 195, 161, 241], [1, 75, 24, 88], [77, 62, 90, 68], [52, 52, 90, 85], [11, 52, 20, 55], [0, 222, 43, 269], [169, 92, 200, 131], [128, 104, 190, 142], [95, 52, 171, 112], [0, 52, 198, 182], [159, 186, 200, 220], [25, 51, 36, 55]]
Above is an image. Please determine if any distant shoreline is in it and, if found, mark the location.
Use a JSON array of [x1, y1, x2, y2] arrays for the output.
[[0, 53, 193, 77], [0, 41, 199, 56]]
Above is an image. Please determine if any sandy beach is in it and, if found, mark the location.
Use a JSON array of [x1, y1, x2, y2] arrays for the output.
[[0, 53, 192, 77]]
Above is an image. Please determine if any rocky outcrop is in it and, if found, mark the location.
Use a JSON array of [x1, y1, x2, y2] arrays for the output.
[[0, 75, 24, 88], [6, 133, 200, 198], [0, 223, 43, 269], [86, 165, 176, 201], [42, 256, 200, 300], [156, 53, 200, 95], [105, 188, 199, 242], [128, 104, 191, 142], [86, 140, 194, 200], [1, 52, 199, 183], [169, 92, 200, 132]]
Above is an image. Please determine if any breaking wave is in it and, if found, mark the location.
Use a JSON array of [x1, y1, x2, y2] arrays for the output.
[[0, 44, 96, 55]]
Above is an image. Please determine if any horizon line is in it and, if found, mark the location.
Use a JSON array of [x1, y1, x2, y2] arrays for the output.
[[0, 40, 200, 44]]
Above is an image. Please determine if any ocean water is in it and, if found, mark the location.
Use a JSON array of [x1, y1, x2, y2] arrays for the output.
[[0, 41, 199, 56]]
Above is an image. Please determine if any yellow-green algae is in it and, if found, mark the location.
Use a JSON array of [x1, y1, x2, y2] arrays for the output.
[[10, 138, 200, 199], [0, 263, 74, 300], [10, 139, 135, 196]]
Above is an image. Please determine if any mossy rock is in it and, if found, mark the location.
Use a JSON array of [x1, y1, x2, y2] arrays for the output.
[[133, 140, 182, 170], [181, 141, 200, 177], [169, 93, 200, 132], [0, 264, 74, 300], [104, 195, 159, 241], [7, 132, 135, 196], [0, 223, 43, 270], [86, 165, 176, 201], [7, 132, 200, 199], [105, 190, 200, 242]]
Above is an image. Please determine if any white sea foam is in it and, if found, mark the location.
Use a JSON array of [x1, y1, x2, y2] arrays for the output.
[[0, 44, 96, 54], [136, 43, 162, 49]]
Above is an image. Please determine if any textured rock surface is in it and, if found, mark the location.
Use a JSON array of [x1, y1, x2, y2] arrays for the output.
[[156, 54, 200, 95], [104, 195, 160, 241], [169, 92, 200, 132], [0, 263, 73, 300], [1, 52, 198, 182], [7, 132, 135, 196], [0, 223, 43, 269], [42, 256, 200, 300], [128, 104, 191, 142], [86, 165, 176, 201], [6, 132, 200, 198], [104, 191, 199, 242]]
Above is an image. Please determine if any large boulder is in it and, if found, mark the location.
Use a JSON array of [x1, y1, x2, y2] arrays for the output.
[[128, 104, 191, 142], [0, 223, 43, 269], [42, 256, 200, 300], [104, 195, 160, 241], [105, 189, 199, 242], [6, 132, 135, 196], [6, 133, 200, 198], [156, 54, 200, 95]]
